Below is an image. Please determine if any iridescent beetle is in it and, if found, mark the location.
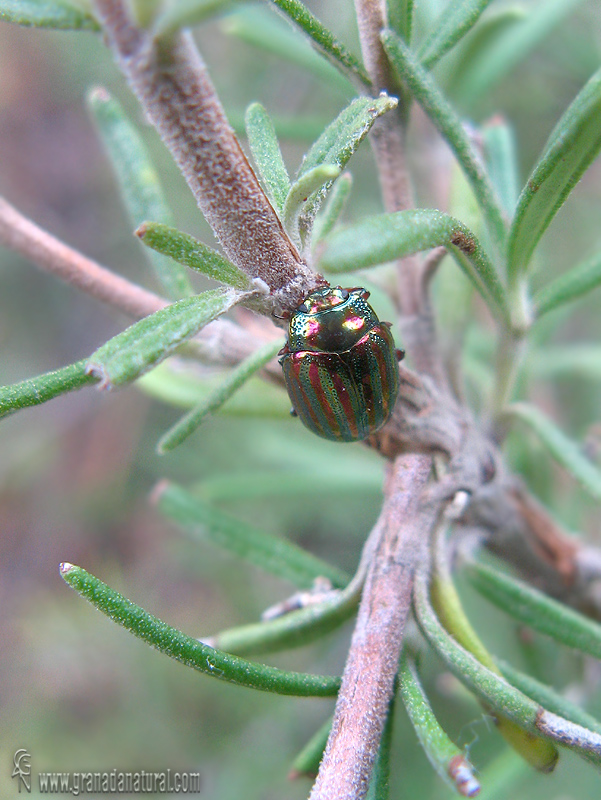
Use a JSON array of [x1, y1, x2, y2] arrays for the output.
[[279, 287, 402, 442]]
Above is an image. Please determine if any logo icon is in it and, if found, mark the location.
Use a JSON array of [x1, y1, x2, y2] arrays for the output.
[[12, 749, 31, 793]]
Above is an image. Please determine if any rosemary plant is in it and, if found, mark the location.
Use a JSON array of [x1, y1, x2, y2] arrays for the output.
[[1, 1, 601, 798]]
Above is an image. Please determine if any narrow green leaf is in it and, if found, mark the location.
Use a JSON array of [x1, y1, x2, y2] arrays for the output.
[[386, 0, 414, 44], [299, 96, 398, 179], [482, 117, 520, 218], [534, 250, 601, 318], [433, 163, 476, 343], [222, 8, 354, 95], [87, 290, 242, 389], [268, 0, 371, 88], [290, 717, 332, 778], [212, 563, 357, 656], [158, 340, 283, 452], [413, 569, 601, 764], [399, 652, 480, 797], [447, 0, 585, 106], [245, 103, 291, 215], [496, 658, 601, 739], [316, 209, 508, 321], [0, 0, 99, 29], [465, 558, 601, 661], [0, 360, 97, 419], [153, 0, 244, 36], [87, 88, 192, 300], [198, 462, 384, 502], [381, 28, 507, 253], [295, 95, 398, 237], [156, 482, 349, 589], [60, 562, 340, 697], [503, 402, 601, 500], [311, 172, 353, 245], [508, 67, 601, 283], [366, 695, 395, 800], [212, 599, 347, 656], [199, 468, 383, 502], [418, 0, 495, 69], [135, 222, 250, 290], [431, 530, 558, 772], [136, 362, 290, 418], [284, 164, 340, 242]]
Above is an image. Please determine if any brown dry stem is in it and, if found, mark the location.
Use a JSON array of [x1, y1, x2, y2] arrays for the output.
[[309, 453, 436, 800], [93, 0, 324, 316], [352, 0, 448, 389]]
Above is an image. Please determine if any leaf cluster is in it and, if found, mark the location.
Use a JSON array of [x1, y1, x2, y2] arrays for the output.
[[2, 0, 601, 797]]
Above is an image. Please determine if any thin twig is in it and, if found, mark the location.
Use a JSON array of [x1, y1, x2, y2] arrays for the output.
[[93, 0, 323, 315], [352, 0, 448, 389], [309, 453, 436, 800], [0, 196, 166, 319], [0, 196, 277, 372]]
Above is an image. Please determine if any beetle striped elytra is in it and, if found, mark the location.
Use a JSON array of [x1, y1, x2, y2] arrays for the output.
[[279, 287, 401, 442]]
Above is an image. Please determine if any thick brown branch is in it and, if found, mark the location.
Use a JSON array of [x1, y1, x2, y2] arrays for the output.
[[93, 0, 323, 315], [309, 453, 435, 800]]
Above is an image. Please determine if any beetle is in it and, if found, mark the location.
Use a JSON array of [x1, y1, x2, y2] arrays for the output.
[[278, 286, 402, 442]]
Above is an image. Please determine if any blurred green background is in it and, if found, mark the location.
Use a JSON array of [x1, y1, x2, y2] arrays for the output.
[[1, 1, 601, 797]]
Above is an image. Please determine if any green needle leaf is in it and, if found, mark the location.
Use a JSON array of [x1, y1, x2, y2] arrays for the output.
[[156, 481, 349, 589], [268, 0, 371, 88], [482, 117, 520, 218], [211, 568, 357, 656], [503, 402, 601, 500], [311, 172, 353, 245], [316, 209, 508, 321], [222, 8, 354, 96], [418, 0, 495, 69], [465, 558, 601, 660], [137, 362, 290, 418], [295, 95, 398, 239], [60, 562, 340, 697], [284, 164, 340, 243], [413, 569, 601, 765], [386, 0, 414, 44], [430, 531, 558, 773], [87, 289, 243, 389], [447, 0, 586, 106], [381, 28, 507, 253], [135, 222, 250, 290], [153, 0, 244, 37], [158, 339, 283, 452], [399, 652, 480, 797], [0, 360, 97, 419], [508, 67, 601, 284], [290, 716, 332, 778], [0, 0, 99, 29], [366, 695, 395, 800], [534, 249, 601, 318], [211, 594, 355, 656], [245, 103, 291, 215], [87, 88, 192, 299], [496, 658, 601, 739], [299, 96, 398, 179]]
